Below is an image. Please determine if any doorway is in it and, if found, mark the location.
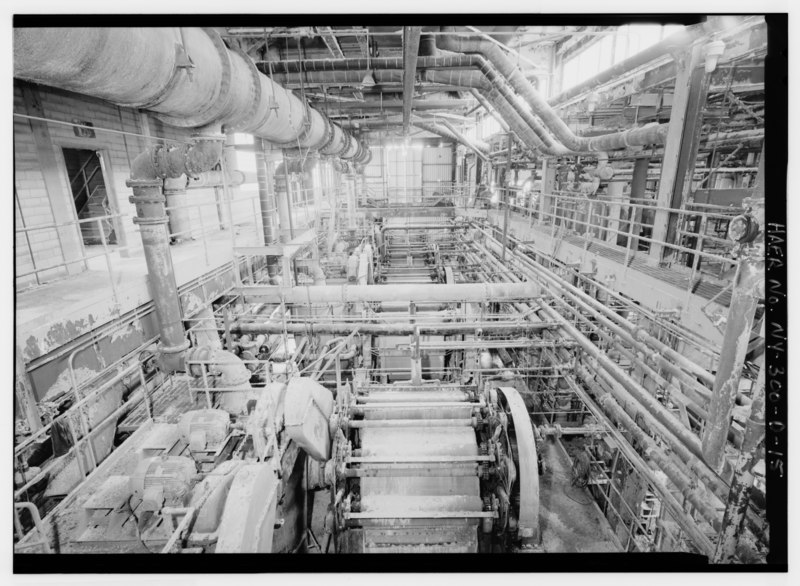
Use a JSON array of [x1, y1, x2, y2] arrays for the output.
[[62, 148, 116, 245]]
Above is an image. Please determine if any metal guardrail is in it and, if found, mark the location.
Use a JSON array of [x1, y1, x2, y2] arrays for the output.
[[491, 188, 742, 308], [15, 190, 269, 295], [13, 339, 166, 544]]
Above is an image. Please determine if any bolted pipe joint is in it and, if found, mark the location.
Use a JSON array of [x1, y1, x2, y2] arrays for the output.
[[127, 129, 226, 374], [130, 137, 225, 182]]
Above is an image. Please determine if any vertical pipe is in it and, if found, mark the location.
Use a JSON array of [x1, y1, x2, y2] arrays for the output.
[[701, 256, 764, 471], [347, 174, 357, 231], [15, 350, 43, 433], [540, 159, 556, 224], [605, 181, 625, 244], [276, 157, 292, 244], [213, 186, 229, 230], [501, 134, 512, 262], [163, 175, 193, 242], [256, 138, 279, 276], [128, 179, 190, 371]]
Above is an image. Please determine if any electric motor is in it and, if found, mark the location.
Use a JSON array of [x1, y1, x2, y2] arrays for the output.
[[129, 456, 197, 513], [178, 409, 231, 454]]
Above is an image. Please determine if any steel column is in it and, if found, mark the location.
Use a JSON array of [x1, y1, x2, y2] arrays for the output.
[[402, 27, 423, 135], [701, 255, 764, 472]]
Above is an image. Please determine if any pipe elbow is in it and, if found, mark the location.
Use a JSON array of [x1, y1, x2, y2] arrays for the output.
[[130, 148, 159, 181]]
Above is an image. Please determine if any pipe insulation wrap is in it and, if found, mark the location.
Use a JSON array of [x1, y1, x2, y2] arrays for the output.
[[13, 27, 369, 160], [13, 28, 179, 107], [437, 31, 669, 152]]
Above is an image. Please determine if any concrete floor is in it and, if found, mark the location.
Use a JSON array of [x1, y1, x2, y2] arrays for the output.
[[17, 203, 318, 362], [537, 439, 621, 553]]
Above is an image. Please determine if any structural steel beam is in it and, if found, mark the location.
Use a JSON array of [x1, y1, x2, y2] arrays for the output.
[[701, 255, 764, 472], [316, 27, 346, 59], [650, 43, 708, 262], [402, 27, 423, 135]]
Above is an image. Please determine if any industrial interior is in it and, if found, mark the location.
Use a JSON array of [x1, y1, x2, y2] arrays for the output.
[[13, 19, 768, 562]]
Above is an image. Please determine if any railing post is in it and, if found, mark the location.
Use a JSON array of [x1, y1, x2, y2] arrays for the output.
[[98, 217, 119, 306]]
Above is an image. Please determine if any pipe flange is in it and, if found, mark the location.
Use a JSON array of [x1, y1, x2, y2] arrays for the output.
[[247, 79, 281, 136], [316, 114, 336, 153], [185, 345, 213, 378], [126, 178, 163, 189], [129, 192, 166, 204], [158, 339, 192, 373], [148, 144, 170, 178], [132, 215, 169, 226], [224, 44, 263, 133], [154, 28, 234, 129], [182, 142, 222, 177], [338, 132, 354, 159]]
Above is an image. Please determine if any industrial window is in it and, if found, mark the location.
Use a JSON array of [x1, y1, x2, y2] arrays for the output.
[[62, 147, 116, 246], [561, 24, 685, 92], [466, 113, 503, 144]]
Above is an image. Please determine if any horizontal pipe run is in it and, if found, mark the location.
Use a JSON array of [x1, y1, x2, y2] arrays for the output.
[[572, 367, 723, 532], [565, 372, 717, 557], [478, 230, 716, 387], [347, 455, 493, 463], [237, 281, 541, 304], [14, 28, 368, 159], [474, 234, 712, 468], [575, 361, 728, 503], [346, 419, 475, 428], [232, 321, 556, 336], [381, 223, 462, 230], [353, 402, 479, 411], [344, 467, 479, 478], [344, 511, 495, 520]]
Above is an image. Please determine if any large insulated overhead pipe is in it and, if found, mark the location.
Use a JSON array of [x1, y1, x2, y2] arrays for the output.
[[412, 119, 489, 161], [271, 56, 569, 155], [438, 118, 491, 159], [232, 321, 555, 336], [470, 89, 510, 132], [271, 70, 404, 87], [319, 123, 348, 156], [13, 27, 366, 158], [238, 281, 541, 304], [438, 30, 669, 153]]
